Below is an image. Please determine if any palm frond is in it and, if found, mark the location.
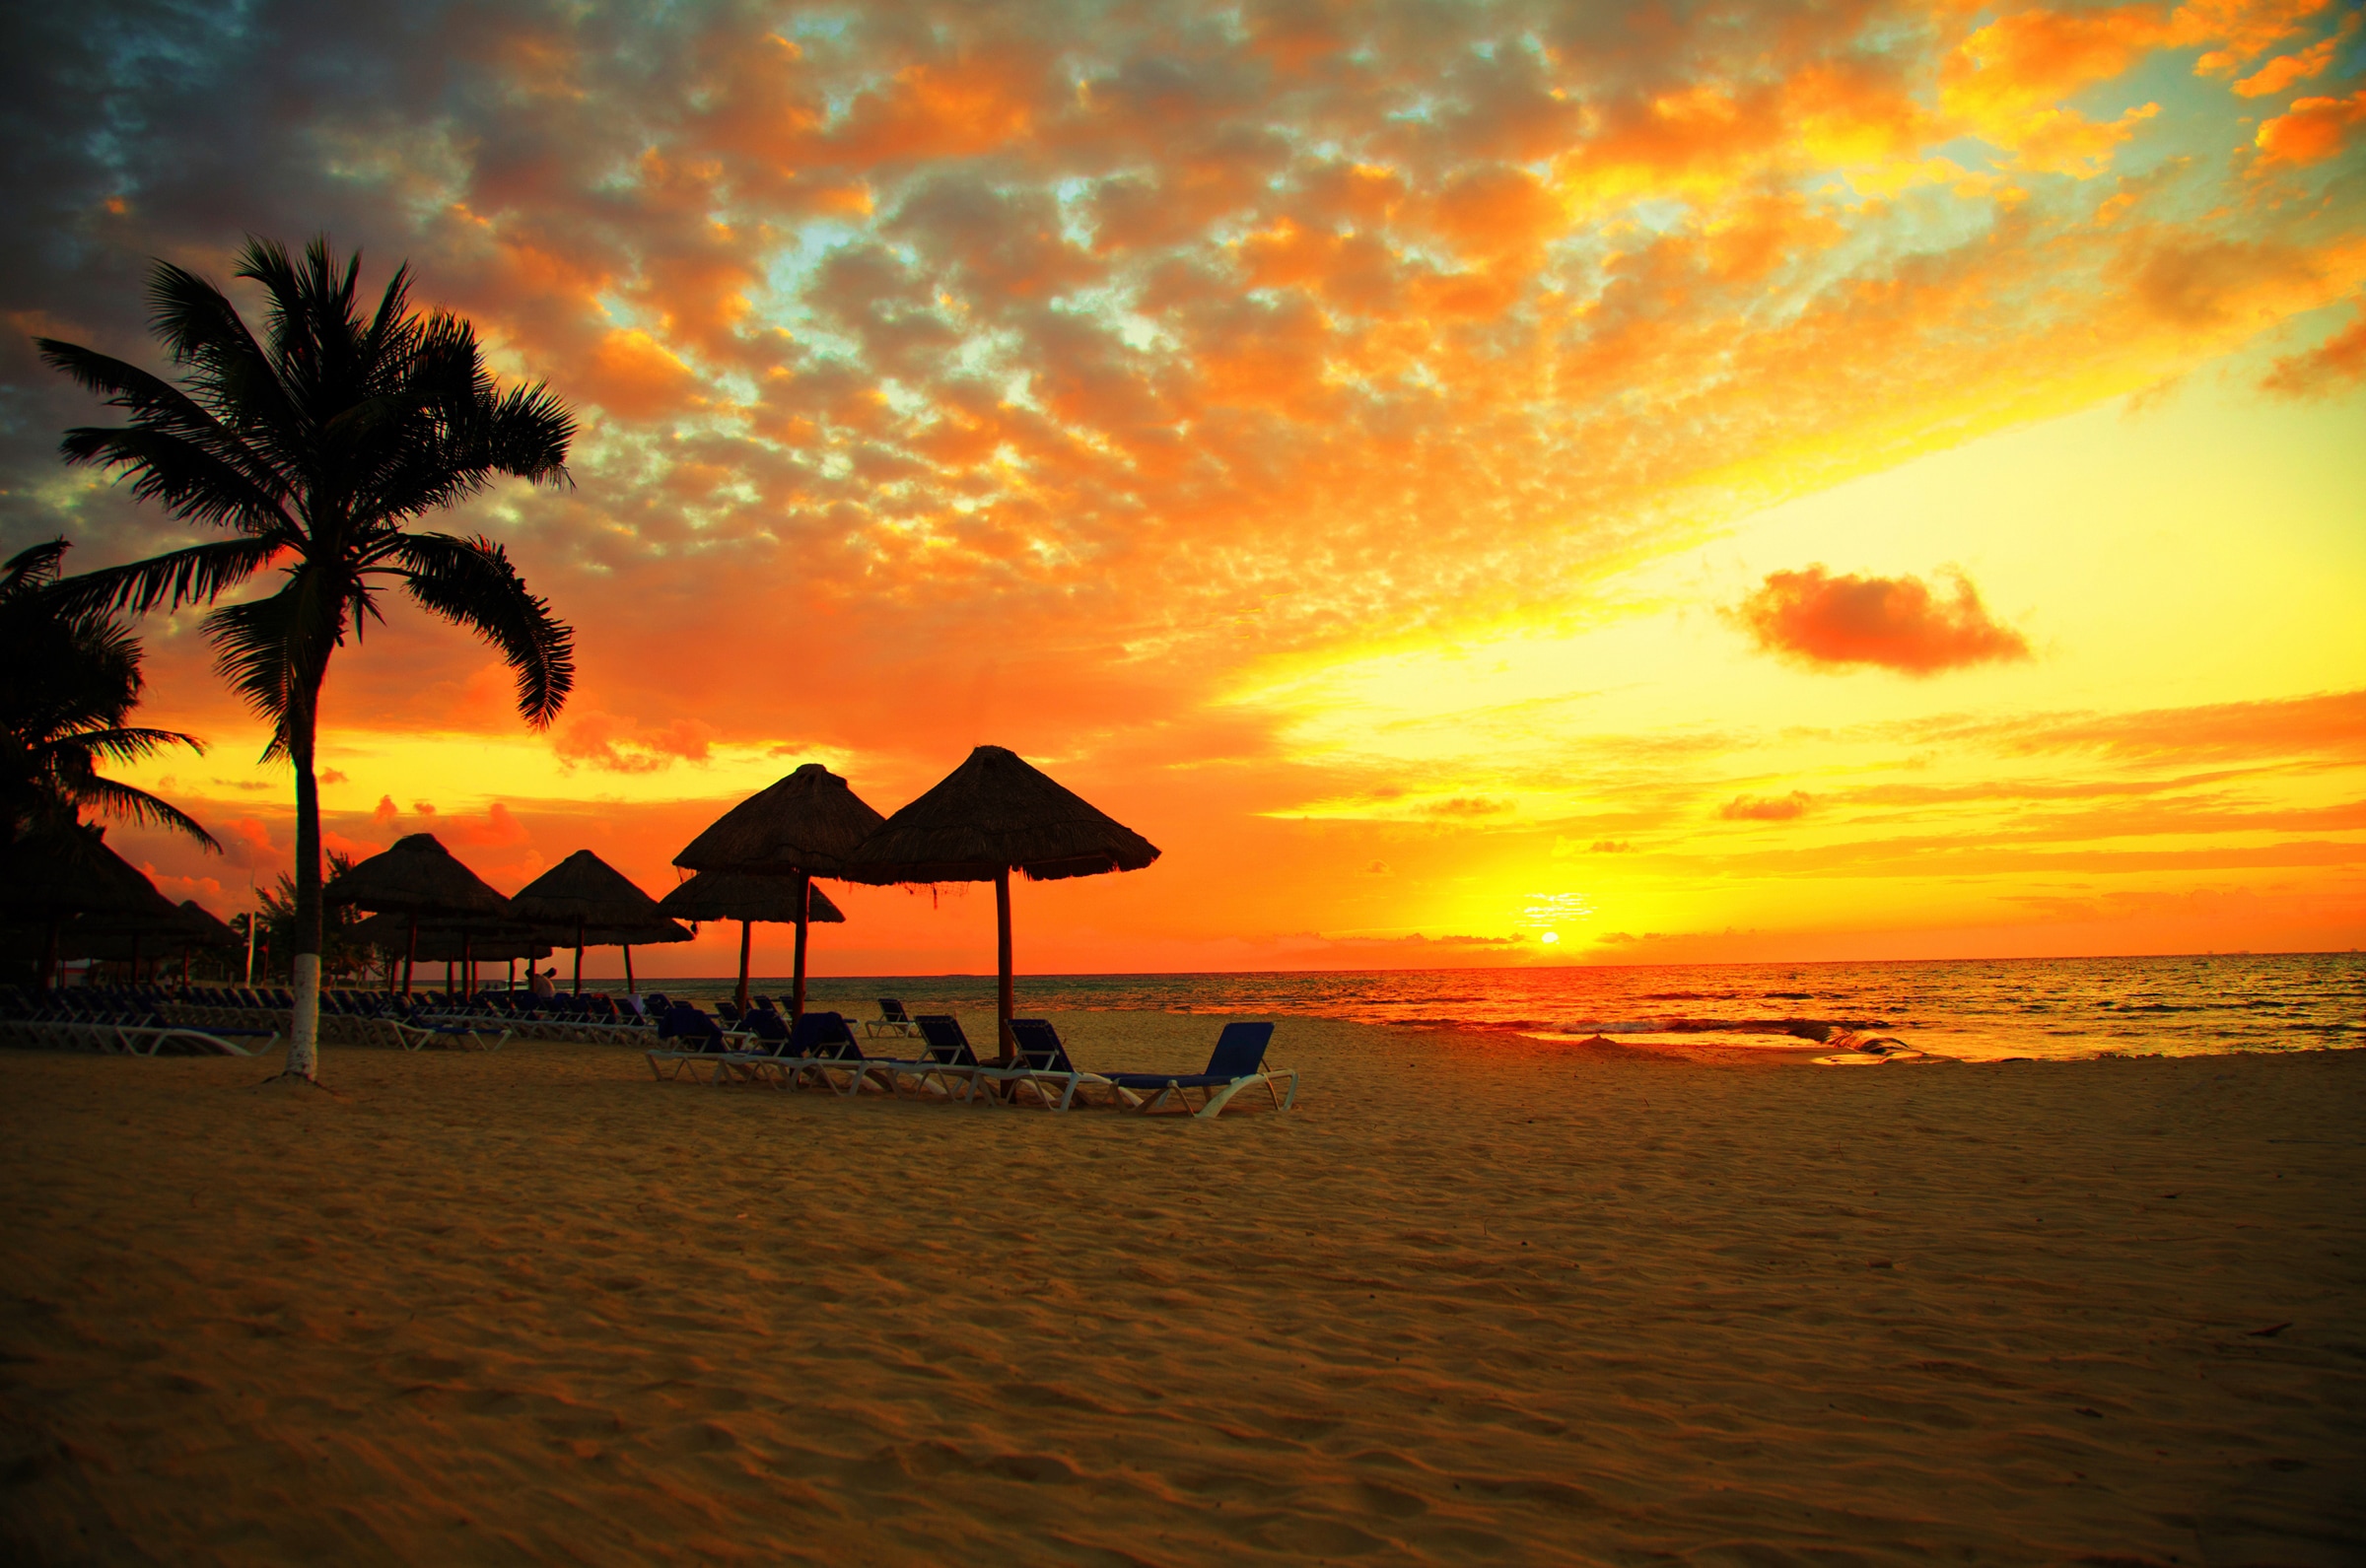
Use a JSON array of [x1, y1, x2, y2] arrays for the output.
[[49, 537, 284, 617], [67, 776, 223, 852], [57, 724, 207, 766], [37, 339, 299, 512], [483, 379, 578, 486], [3, 539, 70, 595], [393, 533, 575, 725], [203, 571, 344, 758]]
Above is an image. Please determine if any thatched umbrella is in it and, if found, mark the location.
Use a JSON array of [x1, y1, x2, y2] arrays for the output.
[[0, 823, 180, 989], [70, 899, 241, 982], [162, 901, 243, 983], [508, 851, 684, 994], [350, 913, 552, 963], [672, 763, 884, 1017], [324, 833, 509, 996], [657, 870, 846, 1011], [842, 746, 1159, 1057], [351, 913, 555, 995]]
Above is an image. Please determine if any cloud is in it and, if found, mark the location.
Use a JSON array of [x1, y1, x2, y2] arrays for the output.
[[1729, 566, 2033, 675], [554, 712, 719, 773], [2254, 88, 2366, 168], [220, 817, 279, 870], [1720, 791, 1813, 821], [451, 801, 530, 849], [1423, 795, 1512, 818], [2262, 299, 2366, 396]]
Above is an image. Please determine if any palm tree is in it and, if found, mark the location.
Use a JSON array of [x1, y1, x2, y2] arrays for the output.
[[37, 236, 577, 1081], [0, 537, 217, 850]]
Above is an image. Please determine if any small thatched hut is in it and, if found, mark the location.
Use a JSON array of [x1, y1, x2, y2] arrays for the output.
[[843, 746, 1159, 1055], [508, 851, 683, 994], [323, 834, 509, 994], [657, 870, 846, 1010], [672, 763, 884, 1015]]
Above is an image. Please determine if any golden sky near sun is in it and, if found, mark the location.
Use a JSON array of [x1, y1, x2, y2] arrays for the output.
[[8, 0, 2363, 975]]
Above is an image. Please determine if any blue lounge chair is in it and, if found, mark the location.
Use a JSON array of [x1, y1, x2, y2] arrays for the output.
[[981, 1018, 1139, 1111], [787, 1012, 913, 1095], [644, 1003, 740, 1080], [867, 1015, 988, 1100], [1102, 1022, 1295, 1117], [865, 997, 919, 1038]]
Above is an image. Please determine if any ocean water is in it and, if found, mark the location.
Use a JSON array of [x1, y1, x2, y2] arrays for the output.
[[646, 951, 2363, 1062]]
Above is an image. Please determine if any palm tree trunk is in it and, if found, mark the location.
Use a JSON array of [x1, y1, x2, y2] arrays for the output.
[[283, 674, 326, 1079]]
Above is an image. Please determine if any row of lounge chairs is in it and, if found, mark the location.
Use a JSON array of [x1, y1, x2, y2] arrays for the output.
[[0, 984, 271, 1057], [647, 1008, 1296, 1119]]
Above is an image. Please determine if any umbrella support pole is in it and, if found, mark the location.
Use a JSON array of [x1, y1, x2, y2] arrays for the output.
[[736, 920, 752, 1013], [623, 944, 635, 995], [793, 871, 810, 1020], [404, 917, 417, 999], [996, 865, 1014, 1059], [574, 920, 584, 996]]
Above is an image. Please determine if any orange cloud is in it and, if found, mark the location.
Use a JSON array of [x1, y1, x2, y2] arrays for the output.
[[554, 712, 720, 773], [2254, 87, 2366, 166], [1945, 6, 2169, 116], [2185, 0, 2334, 77], [1730, 568, 2034, 675], [2231, 24, 2347, 96], [221, 818, 278, 872], [832, 56, 1037, 167], [1720, 791, 1814, 822], [586, 329, 699, 418], [2262, 298, 2366, 394], [452, 801, 531, 849]]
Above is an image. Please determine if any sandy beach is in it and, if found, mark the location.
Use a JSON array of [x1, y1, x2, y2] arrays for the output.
[[2, 1017, 2360, 1565]]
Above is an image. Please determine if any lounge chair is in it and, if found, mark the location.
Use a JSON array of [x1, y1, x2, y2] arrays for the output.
[[862, 1014, 987, 1101], [644, 1003, 740, 1081], [978, 1019, 1140, 1111], [391, 1017, 510, 1052], [865, 997, 919, 1038], [785, 1012, 903, 1095], [1101, 1022, 1296, 1118]]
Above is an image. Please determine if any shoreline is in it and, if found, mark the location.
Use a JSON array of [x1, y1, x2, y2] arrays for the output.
[[4, 1022, 2361, 1563]]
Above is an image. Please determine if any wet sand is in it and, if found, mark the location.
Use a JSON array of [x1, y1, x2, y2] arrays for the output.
[[2, 1015, 2361, 1565]]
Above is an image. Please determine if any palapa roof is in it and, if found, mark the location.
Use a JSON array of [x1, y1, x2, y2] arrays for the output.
[[349, 912, 554, 962], [0, 824, 180, 920], [538, 916, 693, 948], [508, 850, 665, 926], [672, 763, 885, 877], [174, 901, 242, 949], [44, 900, 243, 962], [324, 834, 509, 918], [657, 869, 846, 925], [843, 746, 1161, 885]]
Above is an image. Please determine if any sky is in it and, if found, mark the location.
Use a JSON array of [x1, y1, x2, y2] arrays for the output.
[[3, 0, 2361, 981]]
